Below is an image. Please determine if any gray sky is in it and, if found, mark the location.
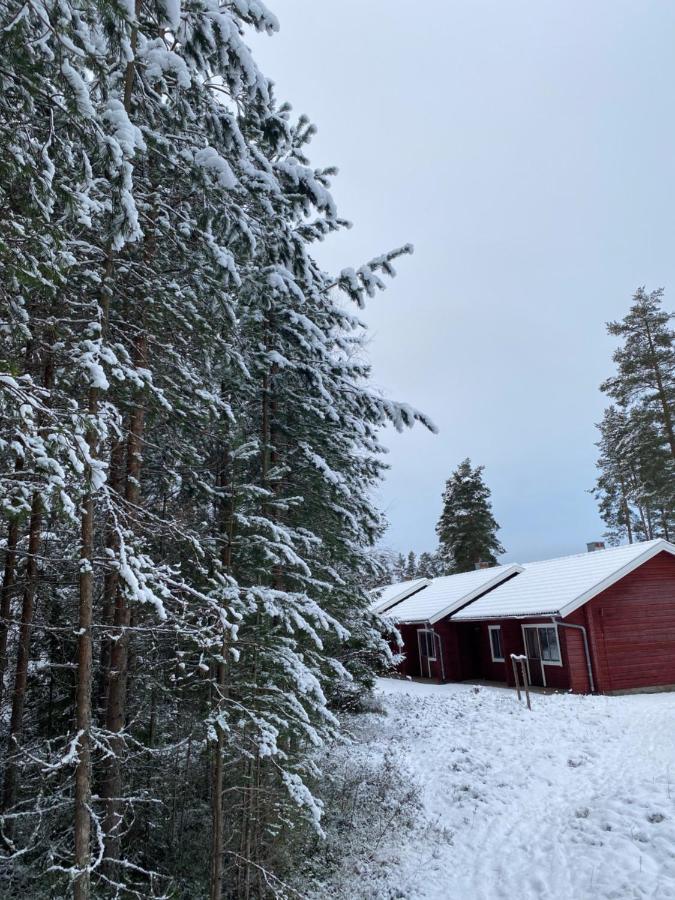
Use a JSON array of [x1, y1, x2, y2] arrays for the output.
[[250, 1, 675, 564]]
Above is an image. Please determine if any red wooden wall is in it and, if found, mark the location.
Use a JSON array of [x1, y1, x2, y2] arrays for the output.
[[581, 550, 675, 692], [393, 551, 675, 693], [456, 618, 573, 690]]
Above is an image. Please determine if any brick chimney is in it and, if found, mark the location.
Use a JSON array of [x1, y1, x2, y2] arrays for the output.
[[474, 561, 492, 569], [586, 541, 606, 553]]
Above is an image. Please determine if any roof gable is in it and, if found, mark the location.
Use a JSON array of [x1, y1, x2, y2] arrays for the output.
[[369, 577, 429, 614], [451, 539, 675, 621], [389, 565, 523, 624]]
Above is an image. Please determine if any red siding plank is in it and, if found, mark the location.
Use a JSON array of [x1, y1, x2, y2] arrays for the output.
[[585, 551, 675, 692]]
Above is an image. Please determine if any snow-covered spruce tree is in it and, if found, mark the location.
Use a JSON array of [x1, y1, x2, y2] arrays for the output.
[[186, 105, 433, 893], [435, 458, 504, 573], [416, 550, 445, 578], [0, 0, 432, 896]]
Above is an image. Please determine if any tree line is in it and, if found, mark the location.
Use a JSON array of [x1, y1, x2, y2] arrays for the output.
[[0, 1, 433, 896]]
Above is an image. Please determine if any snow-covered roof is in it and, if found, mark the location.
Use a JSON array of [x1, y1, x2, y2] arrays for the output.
[[452, 539, 675, 621], [390, 565, 523, 625], [370, 577, 429, 614]]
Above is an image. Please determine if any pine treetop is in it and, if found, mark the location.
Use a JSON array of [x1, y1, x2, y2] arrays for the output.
[[435, 458, 505, 573]]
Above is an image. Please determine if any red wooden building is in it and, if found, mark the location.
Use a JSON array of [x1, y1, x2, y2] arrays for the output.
[[378, 539, 675, 694], [379, 564, 522, 681]]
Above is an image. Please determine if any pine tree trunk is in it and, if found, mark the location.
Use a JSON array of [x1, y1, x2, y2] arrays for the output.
[[96, 438, 125, 714], [660, 510, 670, 541], [103, 333, 147, 870], [619, 477, 633, 543], [0, 517, 20, 709], [644, 503, 655, 540], [1, 346, 33, 709], [209, 645, 228, 900], [209, 432, 234, 900], [1, 492, 42, 837], [238, 350, 280, 895], [235, 370, 272, 899], [74, 388, 97, 900], [2, 351, 53, 839]]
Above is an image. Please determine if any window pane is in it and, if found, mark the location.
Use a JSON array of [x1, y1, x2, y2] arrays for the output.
[[524, 628, 539, 659], [420, 630, 436, 659], [540, 627, 560, 662], [550, 628, 560, 661], [539, 628, 550, 659], [490, 628, 503, 660]]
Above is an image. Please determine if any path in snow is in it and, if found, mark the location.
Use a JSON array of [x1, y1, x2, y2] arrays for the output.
[[339, 678, 675, 900]]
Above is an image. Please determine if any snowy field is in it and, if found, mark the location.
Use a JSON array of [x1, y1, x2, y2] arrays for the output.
[[313, 678, 675, 899]]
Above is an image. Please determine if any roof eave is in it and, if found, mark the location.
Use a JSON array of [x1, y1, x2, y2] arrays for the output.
[[453, 609, 560, 622]]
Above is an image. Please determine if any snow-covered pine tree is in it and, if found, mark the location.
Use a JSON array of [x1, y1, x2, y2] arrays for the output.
[[191, 102, 431, 892], [416, 550, 445, 578], [435, 458, 505, 573], [594, 288, 674, 545], [601, 287, 675, 461], [404, 551, 417, 578], [594, 407, 674, 543]]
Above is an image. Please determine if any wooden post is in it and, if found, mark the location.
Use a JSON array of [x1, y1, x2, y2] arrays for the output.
[[521, 658, 531, 711], [511, 653, 531, 710], [511, 654, 521, 701]]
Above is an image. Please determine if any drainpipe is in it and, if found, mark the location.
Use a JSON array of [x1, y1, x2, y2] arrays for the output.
[[552, 616, 595, 694]]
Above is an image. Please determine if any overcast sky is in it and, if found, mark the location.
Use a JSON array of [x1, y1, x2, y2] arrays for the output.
[[250, 1, 675, 564]]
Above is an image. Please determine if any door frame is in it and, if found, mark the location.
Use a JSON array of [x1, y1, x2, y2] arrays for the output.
[[521, 623, 562, 688], [417, 627, 445, 680]]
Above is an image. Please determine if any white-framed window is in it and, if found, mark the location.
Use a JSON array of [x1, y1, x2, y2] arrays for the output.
[[418, 628, 437, 661], [488, 625, 504, 662], [522, 624, 562, 666], [538, 626, 561, 663]]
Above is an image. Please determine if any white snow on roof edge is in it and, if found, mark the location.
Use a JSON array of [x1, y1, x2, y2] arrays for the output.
[[369, 577, 430, 614], [452, 539, 675, 621], [390, 564, 523, 625]]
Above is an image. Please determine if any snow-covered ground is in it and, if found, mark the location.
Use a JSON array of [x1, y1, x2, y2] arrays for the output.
[[315, 678, 675, 900]]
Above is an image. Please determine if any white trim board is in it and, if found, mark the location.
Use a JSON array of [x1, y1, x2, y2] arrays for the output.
[[488, 624, 504, 662]]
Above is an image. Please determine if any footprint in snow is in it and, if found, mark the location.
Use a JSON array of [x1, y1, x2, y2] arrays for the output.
[[647, 812, 666, 824]]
